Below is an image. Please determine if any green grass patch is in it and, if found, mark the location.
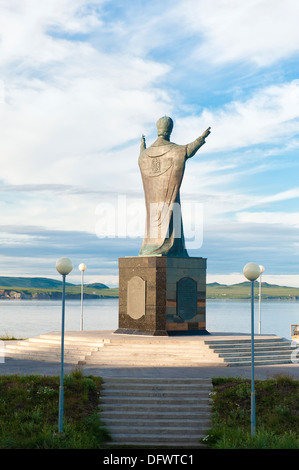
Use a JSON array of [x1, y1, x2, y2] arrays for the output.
[[205, 375, 299, 449], [0, 333, 21, 340], [0, 370, 110, 449]]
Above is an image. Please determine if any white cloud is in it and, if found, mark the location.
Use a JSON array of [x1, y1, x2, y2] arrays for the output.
[[174, 80, 299, 153], [0, 0, 104, 67], [1, 1, 299, 196], [237, 211, 299, 228], [179, 0, 299, 66], [0, 188, 105, 233], [0, 232, 45, 246], [260, 188, 299, 204], [0, 1, 172, 188]]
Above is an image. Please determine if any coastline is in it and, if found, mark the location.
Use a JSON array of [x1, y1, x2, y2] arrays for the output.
[[1, 291, 299, 301], [1, 280, 299, 301]]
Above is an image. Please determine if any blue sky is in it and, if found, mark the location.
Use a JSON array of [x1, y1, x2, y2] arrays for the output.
[[0, 0, 299, 287]]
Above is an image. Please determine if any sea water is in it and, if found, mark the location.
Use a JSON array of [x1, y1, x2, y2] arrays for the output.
[[0, 298, 298, 340]]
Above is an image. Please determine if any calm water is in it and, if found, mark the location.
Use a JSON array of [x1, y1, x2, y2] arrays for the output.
[[0, 298, 298, 340]]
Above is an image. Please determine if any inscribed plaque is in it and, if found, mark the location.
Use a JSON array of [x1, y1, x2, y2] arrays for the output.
[[127, 276, 146, 320], [177, 277, 197, 320]]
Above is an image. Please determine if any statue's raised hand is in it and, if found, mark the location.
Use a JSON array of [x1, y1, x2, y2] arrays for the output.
[[141, 134, 146, 149], [201, 127, 211, 140]]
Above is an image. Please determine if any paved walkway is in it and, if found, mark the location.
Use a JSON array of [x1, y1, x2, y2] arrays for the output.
[[1, 358, 299, 380]]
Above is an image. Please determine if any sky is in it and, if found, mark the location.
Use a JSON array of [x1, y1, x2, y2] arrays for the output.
[[0, 0, 299, 287]]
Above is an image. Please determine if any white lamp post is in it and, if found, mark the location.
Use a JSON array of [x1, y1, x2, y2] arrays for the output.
[[258, 265, 265, 335], [56, 257, 73, 434], [243, 262, 262, 438], [78, 263, 86, 331]]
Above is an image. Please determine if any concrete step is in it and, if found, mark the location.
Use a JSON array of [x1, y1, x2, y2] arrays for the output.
[[83, 358, 224, 366], [5, 343, 95, 355], [223, 352, 293, 362], [83, 350, 223, 361], [107, 432, 207, 444], [4, 342, 92, 353], [38, 332, 107, 340], [27, 337, 105, 348], [102, 413, 210, 421], [107, 424, 210, 434], [109, 338, 210, 345], [83, 352, 223, 365], [204, 337, 295, 366], [219, 350, 294, 359], [213, 347, 294, 355], [108, 442, 205, 448], [204, 337, 283, 345], [100, 396, 211, 406], [210, 342, 293, 351], [102, 383, 211, 391], [101, 411, 211, 421], [101, 389, 211, 398], [100, 401, 211, 413], [103, 343, 209, 349], [108, 436, 206, 447], [4, 351, 84, 363], [99, 377, 212, 448], [82, 346, 225, 364], [87, 349, 216, 357], [88, 346, 215, 353], [102, 377, 212, 384], [227, 357, 294, 367]]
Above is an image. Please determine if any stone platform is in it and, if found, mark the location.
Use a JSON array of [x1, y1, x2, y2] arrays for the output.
[[3, 330, 297, 368]]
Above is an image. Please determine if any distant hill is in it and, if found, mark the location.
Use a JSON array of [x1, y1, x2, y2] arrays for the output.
[[0, 277, 298, 300], [206, 281, 299, 299], [0, 276, 109, 290], [86, 282, 109, 290], [0, 277, 73, 289], [0, 276, 110, 299], [228, 281, 281, 288]]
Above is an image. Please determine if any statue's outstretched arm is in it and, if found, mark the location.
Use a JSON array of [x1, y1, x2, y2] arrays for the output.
[[186, 127, 211, 159]]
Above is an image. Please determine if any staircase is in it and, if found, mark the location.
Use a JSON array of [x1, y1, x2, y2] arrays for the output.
[[3, 333, 106, 364], [205, 337, 296, 367], [3, 331, 297, 367], [3, 332, 223, 366], [82, 336, 224, 366], [100, 377, 212, 448]]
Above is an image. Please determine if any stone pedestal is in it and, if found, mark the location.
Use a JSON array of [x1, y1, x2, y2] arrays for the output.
[[115, 256, 207, 336]]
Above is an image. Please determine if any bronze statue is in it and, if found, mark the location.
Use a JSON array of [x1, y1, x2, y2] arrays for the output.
[[138, 116, 210, 257]]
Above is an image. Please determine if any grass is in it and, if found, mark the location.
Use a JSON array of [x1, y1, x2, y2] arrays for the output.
[[0, 333, 21, 340], [205, 375, 299, 449], [0, 372, 298, 449], [0, 369, 110, 449]]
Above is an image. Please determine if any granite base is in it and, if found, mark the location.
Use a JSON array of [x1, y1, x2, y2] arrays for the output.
[[117, 256, 207, 336]]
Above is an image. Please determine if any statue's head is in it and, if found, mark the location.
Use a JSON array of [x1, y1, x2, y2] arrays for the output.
[[156, 116, 173, 138]]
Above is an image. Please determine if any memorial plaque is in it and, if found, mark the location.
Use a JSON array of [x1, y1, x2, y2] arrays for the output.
[[127, 276, 146, 320], [177, 277, 197, 321]]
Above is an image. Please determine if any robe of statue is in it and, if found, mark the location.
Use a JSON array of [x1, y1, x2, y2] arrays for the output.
[[138, 134, 207, 257]]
